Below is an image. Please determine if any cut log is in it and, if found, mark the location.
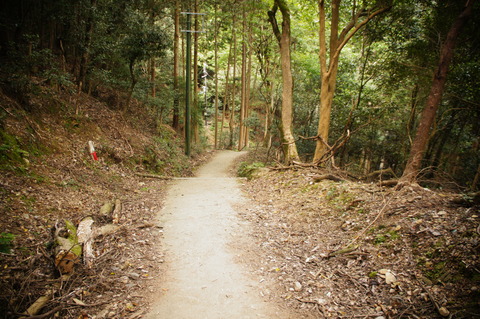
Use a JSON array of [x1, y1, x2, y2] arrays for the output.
[[112, 199, 122, 224], [99, 201, 114, 217], [77, 217, 95, 268], [55, 220, 81, 274]]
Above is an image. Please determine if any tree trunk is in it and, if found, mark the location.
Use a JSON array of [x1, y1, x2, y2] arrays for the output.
[[399, 0, 474, 184], [229, 14, 238, 150], [172, 0, 180, 130], [268, 0, 299, 164], [313, 0, 390, 164], [221, 34, 233, 149], [214, 2, 219, 149], [124, 59, 137, 113], [239, 6, 247, 151], [192, 0, 200, 143], [78, 0, 97, 91]]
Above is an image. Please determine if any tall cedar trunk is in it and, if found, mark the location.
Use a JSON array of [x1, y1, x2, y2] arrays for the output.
[[399, 0, 474, 184], [220, 34, 233, 149], [229, 17, 238, 150], [172, 0, 180, 130], [239, 7, 247, 151], [150, 58, 156, 97], [214, 2, 219, 149], [78, 0, 97, 91], [313, 0, 389, 164], [245, 32, 253, 148], [268, 0, 299, 164], [192, 0, 199, 143]]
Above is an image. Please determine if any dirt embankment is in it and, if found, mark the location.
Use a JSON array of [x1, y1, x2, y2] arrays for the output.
[[237, 164, 479, 318], [0, 85, 209, 318]]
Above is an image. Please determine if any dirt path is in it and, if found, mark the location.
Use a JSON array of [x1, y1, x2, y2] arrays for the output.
[[144, 151, 290, 319]]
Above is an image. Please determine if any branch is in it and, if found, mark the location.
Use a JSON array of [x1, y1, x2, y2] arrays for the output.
[[267, 4, 281, 44], [330, 6, 391, 70]]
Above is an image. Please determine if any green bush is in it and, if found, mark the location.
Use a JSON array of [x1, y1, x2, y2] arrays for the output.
[[237, 161, 265, 180], [0, 233, 15, 254]]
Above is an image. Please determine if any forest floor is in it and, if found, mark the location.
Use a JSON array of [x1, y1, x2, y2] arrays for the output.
[[235, 150, 480, 318]]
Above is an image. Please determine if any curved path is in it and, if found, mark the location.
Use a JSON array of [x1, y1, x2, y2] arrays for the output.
[[144, 151, 290, 319]]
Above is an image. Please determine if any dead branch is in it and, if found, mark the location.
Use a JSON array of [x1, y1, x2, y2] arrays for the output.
[[312, 174, 345, 183], [328, 244, 359, 257], [379, 179, 399, 187], [20, 290, 54, 317], [363, 167, 397, 180], [135, 173, 173, 180], [344, 195, 395, 248], [19, 305, 63, 319]]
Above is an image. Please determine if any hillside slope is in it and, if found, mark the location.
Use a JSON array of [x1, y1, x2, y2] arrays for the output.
[[0, 83, 208, 318]]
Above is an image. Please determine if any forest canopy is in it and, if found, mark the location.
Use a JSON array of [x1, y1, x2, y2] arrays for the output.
[[0, 0, 479, 189]]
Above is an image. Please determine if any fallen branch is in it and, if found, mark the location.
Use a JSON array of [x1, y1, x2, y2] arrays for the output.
[[328, 244, 359, 257], [344, 195, 394, 249], [416, 275, 450, 317], [20, 290, 54, 318], [135, 173, 173, 180], [363, 167, 397, 180], [19, 305, 63, 319], [379, 179, 399, 187], [312, 174, 345, 183]]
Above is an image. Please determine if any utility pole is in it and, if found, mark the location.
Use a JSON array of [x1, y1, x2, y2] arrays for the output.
[[181, 11, 205, 156]]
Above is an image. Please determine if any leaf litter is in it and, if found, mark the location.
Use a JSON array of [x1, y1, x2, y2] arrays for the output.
[[237, 163, 480, 318]]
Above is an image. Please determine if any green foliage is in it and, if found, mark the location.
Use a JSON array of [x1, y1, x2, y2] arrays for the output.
[[138, 126, 191, 176], [0, 130, 29, 172], [237, 162, 265, 180], [0, 232, 15, 254]]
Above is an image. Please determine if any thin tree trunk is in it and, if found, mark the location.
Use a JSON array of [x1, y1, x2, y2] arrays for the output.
[[214, 2, 219, 149], [172, 0, 180, 130], [78, 0, 97, 91], [192, 0, 199, 143], [239, 6, 247, 151], [399, 0, 474, 184], [245, 33, 253, 149], [229, 17, 238, 150], [220, 35, 233, 149]]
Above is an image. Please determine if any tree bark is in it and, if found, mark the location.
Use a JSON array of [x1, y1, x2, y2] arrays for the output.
[[268, 0, 300, 164], [313, 0, 390, 164], [172, 0, 181, 130], [192, 0, 200, 143], [214, 2, 219, 149], [221, 34, 233, 149], [229, 14, 238, 150], [78, 0, 97, 91], [399, 0, 474, 184], [239, 6, 247, 151]]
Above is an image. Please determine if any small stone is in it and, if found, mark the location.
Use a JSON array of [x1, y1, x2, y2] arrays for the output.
[[385, 271, 397, 284], [294, 282, 302, 291], [439, 306, 450, 317]]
